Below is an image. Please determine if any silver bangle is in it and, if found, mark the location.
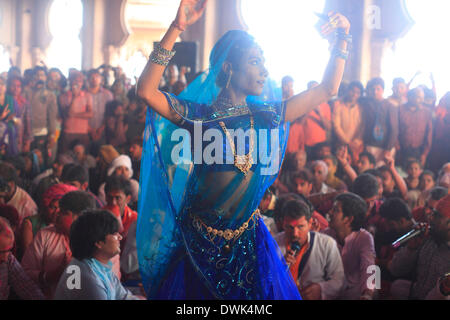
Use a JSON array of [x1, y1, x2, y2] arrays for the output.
[[332, 48, 349, 60], [336, 30, 352, 45], [149, 44, 176, 66]]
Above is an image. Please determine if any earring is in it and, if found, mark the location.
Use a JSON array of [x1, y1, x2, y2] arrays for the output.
[[225, 70, 232, 89]]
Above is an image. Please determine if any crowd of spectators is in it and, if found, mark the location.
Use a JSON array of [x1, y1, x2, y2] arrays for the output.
[[0, 62, 449, 300], [264, 74, 450, 300]]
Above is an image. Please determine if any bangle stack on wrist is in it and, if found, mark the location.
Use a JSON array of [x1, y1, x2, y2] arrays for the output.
[[336, 29, 352, 45], [150, 44, 176, 66], [332, 30, 352, 61], [332, 47, 349, 60]]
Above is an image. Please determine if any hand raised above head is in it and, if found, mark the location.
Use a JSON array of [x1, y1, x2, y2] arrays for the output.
[[336, 145, 348, 164], [320, 12, 351, 37], [174, 0, 208, 31], [384, 151, 395, 168]]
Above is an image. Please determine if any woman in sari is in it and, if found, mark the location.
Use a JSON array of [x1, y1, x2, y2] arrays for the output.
[[136, 0, 350, 299]]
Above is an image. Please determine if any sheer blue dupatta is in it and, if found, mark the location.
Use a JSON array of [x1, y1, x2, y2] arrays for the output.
[[137, 105, 194, 298], [137, 29, 300, 299]]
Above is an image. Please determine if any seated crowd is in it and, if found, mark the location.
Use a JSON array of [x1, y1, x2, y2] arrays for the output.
[[0, 64, 449, 300]]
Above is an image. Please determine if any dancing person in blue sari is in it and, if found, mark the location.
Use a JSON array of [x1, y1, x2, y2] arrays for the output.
[[136, 0, 351, 299]]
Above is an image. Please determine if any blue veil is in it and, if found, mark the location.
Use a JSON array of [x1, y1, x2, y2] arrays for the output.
[[137, 30, 300, 299]]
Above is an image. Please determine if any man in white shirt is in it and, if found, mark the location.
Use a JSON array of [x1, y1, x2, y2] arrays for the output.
[[274, 198, 345, 300]]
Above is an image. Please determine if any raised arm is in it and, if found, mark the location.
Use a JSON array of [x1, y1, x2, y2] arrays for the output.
[[136, 0, 207, 124], [285, 13, 350, 122], [336, 145, 358, 182], [384, 153, 408, 199]]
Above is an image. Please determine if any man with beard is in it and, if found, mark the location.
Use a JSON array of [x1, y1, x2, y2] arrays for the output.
[[388, 194, 450, 299]]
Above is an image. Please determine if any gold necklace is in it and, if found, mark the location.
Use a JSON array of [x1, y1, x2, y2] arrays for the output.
[[219, 116, 254, 176]]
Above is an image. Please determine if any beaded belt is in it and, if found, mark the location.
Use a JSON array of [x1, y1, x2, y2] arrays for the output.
[[192, 209, 261, 242]]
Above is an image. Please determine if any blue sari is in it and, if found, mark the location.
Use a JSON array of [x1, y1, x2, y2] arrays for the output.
[[137, 90, 301, 299]]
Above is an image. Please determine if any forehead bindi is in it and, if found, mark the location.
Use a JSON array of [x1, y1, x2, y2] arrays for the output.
[[285, 216, 308, 228]]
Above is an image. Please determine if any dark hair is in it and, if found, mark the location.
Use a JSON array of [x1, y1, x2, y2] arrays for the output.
[[359, 151, 376, 167], [6, 75, 23, 90], [429, 187, 448, 201], [392, 77, 405, 86], [48, 68, 67, 88], [59, 191, 96, 215], [0, 161, 18, 184], [105, 100, 124, 118], [273, 193, 301, 225], [104, 175, 132, 196], [0, 176, 9, 193], [335, 192, 368, 231], [379, 197, 412, 221], [378, 165, 393, 179], [364, 168, 382, 179], [70, 210, 119, 260], [61, 163, 77, 181], [352, 173, 379, 200], [62, 164, 89, 185], [313, 142, 332, 154], [420, 170, 435, 181], [32, 66, 47, 76], [291, 168, 314, 186], [322, 154, 338, 167], [87, 68, 101, 78], [3, 155, 26, 176], [406, 158, 422, 170], [366, 77, 385, 91], [281, 151, 304, 173], [69, 139, 85, 151], [281, 198, 312, 221], [282, 76, 294, 85], [347, 80, 364, 94], [8, 66, 21, 77]]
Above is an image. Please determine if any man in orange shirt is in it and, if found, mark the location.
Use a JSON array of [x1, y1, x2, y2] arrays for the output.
[[274, 198, 344, 300], [302, 81, 332, 156]]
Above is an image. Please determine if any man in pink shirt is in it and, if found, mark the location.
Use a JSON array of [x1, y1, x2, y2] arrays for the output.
[[325, 192, 377, 300], [59, 71, 93, 153], [21, 191, 97, 298], [87, 69, 113, 145]]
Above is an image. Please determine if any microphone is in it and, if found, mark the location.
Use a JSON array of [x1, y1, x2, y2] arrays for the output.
[[392, 224, 429, 249], [286, 241, 302, 269]]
